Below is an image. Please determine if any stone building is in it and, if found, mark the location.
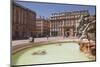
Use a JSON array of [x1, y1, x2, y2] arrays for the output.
[[49, 10, 89, 37], [12, 3, 36, 40], [36, 17, 50, 37]]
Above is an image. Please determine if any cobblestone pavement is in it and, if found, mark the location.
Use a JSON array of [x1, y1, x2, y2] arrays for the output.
[[12, 36, 79, 47]]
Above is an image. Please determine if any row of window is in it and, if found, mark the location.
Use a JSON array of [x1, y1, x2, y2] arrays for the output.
[[50, 14, 86, 20]]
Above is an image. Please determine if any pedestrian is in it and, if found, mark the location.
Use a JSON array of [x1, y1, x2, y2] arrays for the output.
[[32, 36, 34, 42]]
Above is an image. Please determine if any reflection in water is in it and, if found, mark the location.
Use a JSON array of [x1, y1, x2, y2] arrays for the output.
[[13, 43, 92, 65]]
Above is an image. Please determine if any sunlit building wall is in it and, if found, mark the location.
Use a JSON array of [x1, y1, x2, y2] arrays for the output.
[[12, 3, 36, 40], [50, 10, 89, 37]]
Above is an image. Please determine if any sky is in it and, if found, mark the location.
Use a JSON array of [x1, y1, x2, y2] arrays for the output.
[[15, 1, 96, 18]]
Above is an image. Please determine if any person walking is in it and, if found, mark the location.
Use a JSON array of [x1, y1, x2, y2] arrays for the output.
[[32, 36, 34, 42]]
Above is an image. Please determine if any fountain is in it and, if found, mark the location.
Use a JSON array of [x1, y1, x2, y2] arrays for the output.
[[77, 15, 96, 59]]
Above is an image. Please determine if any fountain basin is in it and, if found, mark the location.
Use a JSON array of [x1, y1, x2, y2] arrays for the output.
[[12, 42, 94, 65]]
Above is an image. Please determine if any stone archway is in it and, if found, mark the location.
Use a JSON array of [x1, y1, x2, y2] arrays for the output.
[[64, 27, 70, 37], [64, 27, 74, 37]]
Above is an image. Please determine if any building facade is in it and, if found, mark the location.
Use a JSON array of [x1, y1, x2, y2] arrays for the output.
[[12, 3, 36, 40], [36, 17, 50, 37], [49, 10, 89, 37]]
